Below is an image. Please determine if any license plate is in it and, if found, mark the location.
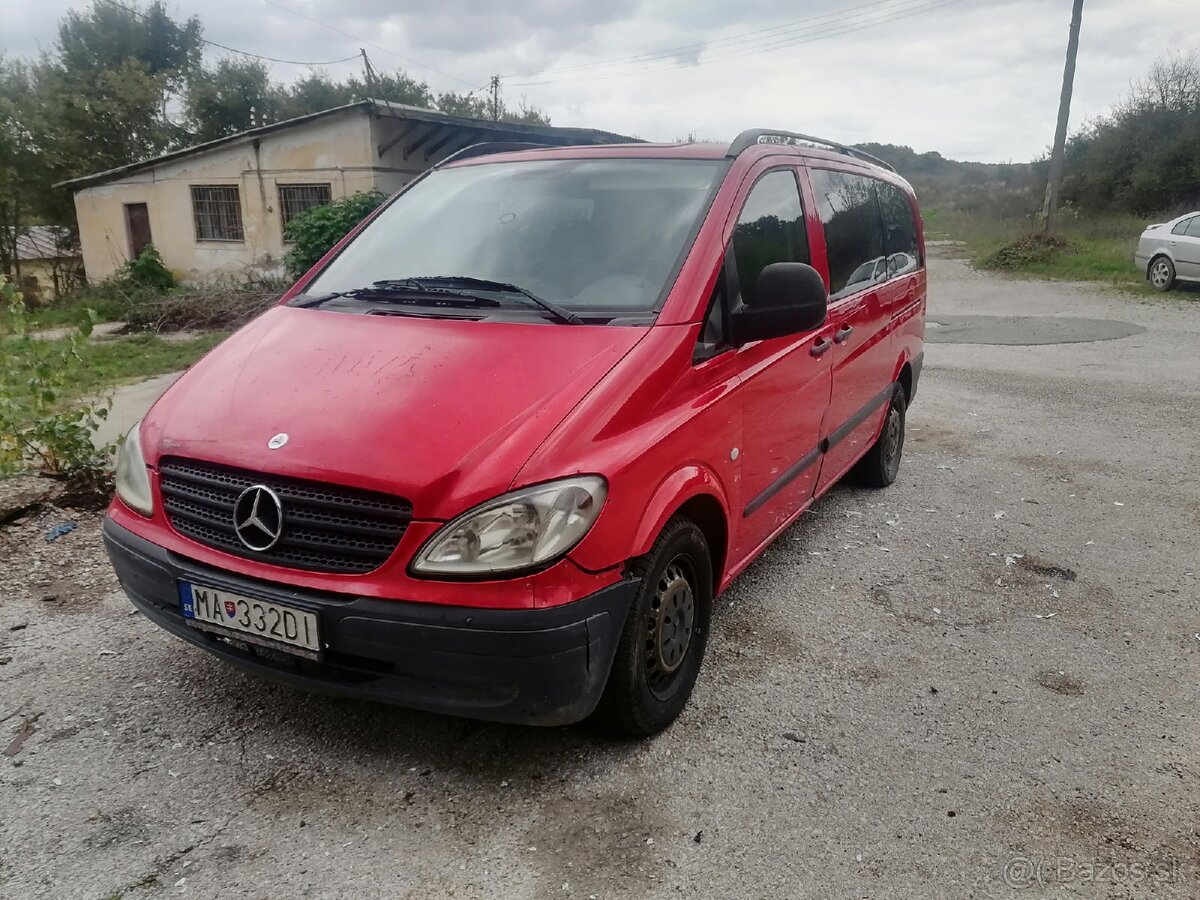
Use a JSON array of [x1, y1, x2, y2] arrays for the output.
[[179, 582, 321, 659]]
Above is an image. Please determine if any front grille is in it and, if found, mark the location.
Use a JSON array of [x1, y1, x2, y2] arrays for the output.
[[159, 457, 412, 575]]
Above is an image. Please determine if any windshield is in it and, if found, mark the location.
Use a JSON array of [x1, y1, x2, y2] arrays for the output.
[[302, 158, 723, 318]]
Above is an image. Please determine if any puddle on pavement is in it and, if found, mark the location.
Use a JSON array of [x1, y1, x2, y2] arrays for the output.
[[925, 315, 1145, 345]]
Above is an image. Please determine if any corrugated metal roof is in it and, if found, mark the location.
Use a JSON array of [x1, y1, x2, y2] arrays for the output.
[[7, 226, 79, 260]]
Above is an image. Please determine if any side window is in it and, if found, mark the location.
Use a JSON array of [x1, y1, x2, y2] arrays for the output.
[[732, 169, 809, 307], [1171, 218, 1193, 236], [879, 182, 921, 278], [809, 169, 886, 301], [1186, 218, 1200, 238]]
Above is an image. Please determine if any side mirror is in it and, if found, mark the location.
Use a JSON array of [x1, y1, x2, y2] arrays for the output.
[[729, 262, 828, 346]]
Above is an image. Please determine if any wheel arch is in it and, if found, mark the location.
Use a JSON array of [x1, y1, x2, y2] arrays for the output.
[[892, 352, 915, 406], [629, 466, 731, 587]]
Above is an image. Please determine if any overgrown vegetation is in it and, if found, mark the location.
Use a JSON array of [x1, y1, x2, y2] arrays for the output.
[[283, 191, 385, 278], [124, 286, 278, 332], [923, 208, 1156, 290], [122, 245, 174, 291], [0, 281, 112, 493], [1062, 51, 1200, 216], [982, 234, 1073, 270]]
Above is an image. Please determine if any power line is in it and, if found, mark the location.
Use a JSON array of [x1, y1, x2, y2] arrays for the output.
[[261, 0, 479, 89], [507, 0, 973, 87], [202, 40, 360, 67], [502, 0, 903, 79], [103, 0, 361, 67]]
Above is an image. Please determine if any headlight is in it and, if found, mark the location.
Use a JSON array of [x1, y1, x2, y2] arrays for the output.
[[411, 476, 607, 577], [114, 421, 154, 517]]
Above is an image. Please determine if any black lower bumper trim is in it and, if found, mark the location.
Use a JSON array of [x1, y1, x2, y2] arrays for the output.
[[103, 518, 637, 726]]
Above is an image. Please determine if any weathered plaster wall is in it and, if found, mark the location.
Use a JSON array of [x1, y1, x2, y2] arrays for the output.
[[73, 108, 382, 283]]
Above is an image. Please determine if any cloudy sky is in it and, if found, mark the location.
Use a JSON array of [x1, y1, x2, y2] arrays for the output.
[[5, 0, 1199, 162]]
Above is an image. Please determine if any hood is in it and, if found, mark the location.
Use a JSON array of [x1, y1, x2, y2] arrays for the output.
[[142, 307, 647, 518]]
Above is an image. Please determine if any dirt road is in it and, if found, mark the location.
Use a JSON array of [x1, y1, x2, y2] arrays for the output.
[[2, 254, 1198, 899]]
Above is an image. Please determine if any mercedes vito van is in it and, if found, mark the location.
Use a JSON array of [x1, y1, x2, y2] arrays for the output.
[[104, 129, 926, 735]]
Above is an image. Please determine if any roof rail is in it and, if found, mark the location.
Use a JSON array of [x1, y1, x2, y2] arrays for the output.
[[435, 141, 555, 168], [726, 129, 896, 172]]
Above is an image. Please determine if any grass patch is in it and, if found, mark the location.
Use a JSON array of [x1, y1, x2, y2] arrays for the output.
[[77, 332, 229, 396], [1, 331, 229, 403], [0, 282, 155, 336], [924, 208, 1162, 293]]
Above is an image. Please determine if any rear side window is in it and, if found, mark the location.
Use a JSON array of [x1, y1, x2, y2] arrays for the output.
[[809, 169, 886, 300], [879, 182, 921, 277], [732, 169, 809, 306], [1172, 218, 1194, 235], [1186, 218, 1200, 238]]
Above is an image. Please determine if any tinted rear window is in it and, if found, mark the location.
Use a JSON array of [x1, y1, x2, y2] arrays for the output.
[[809, 169, 886, 301]]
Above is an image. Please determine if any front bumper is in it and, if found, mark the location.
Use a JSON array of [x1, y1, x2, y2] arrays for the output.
[[103, 518, 637, 726]]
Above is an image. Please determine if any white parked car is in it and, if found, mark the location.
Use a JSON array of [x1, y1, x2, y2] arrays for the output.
[[1136, 212, 1200, 291]]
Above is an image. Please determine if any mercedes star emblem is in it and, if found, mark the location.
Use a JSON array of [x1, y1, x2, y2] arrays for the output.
[[233, 485, 285, 551], [268, 433, 289, 450]]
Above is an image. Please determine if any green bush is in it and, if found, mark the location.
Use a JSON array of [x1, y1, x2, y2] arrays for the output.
[[284, 191, 386, 279], [0, 281, 113, 490], [123, 245, 176, 291]]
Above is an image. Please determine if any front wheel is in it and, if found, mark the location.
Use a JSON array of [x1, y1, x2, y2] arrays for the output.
[[1149, 256, 1176, 292], [593, 516, 712, 737], [853, 384, 907, 488]]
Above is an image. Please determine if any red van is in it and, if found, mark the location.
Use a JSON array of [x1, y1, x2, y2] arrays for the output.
[[104, 130, 925, 735]]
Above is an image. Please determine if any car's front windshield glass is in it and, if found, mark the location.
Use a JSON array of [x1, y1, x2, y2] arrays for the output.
[[301, 158, 723, 319]]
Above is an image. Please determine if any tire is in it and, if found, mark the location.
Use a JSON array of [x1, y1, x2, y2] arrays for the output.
[[853, 384, 906, 488], [593, 516, 713, 737], [1149, 256, 1176, 292]]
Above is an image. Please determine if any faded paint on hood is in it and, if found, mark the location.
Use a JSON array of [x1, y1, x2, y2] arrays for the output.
[[141, 306, 647, 518]]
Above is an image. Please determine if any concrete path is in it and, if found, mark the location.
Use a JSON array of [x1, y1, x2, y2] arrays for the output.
[[94, 372, 180, 447]]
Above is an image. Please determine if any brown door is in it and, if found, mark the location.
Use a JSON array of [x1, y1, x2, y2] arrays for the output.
[[124, 203, 152, 258]]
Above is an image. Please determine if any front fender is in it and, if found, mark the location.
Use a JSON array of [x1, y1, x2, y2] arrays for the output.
[[567, 464, 732, 577], [630, 465, 731, 560]]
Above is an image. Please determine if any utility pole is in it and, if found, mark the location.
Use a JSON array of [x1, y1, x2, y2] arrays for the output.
[[1042, 0, 1085, 234], [489, 75, 501, 121], [361, 48, 378, 100]]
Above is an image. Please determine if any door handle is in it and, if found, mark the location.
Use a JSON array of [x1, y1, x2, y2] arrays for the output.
[[810, 338, 833, 357], [834, 325, 854, 344]]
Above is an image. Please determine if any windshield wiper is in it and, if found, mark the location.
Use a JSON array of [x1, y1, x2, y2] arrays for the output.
[[411, 276, 583, 325], [289, 283, 502, 310]]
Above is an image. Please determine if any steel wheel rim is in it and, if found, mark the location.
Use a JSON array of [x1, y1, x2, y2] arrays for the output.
[[883, 406, 903, 476], [645, 557, 697, 699], [1151, 262, 1169, 287]]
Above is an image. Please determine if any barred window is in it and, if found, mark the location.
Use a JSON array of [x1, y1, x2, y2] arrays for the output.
[[191, 185, 244, 242], [279, 183, 333, 235]]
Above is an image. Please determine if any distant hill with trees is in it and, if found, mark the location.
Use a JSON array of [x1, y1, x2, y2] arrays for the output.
[[853, 143, 1041, 218]]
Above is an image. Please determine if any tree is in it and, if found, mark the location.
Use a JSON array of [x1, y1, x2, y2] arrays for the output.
[[22, 1, 204, 225], [56, 0, 201, 123], [185, 58, 277, 141], [1061, 51, 1200, 215], [0, 57, 39, 279], [434, 90, 550, 125]]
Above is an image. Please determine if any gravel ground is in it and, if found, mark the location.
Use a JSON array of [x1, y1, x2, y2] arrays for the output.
[[1, 254, 1198, 899]]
